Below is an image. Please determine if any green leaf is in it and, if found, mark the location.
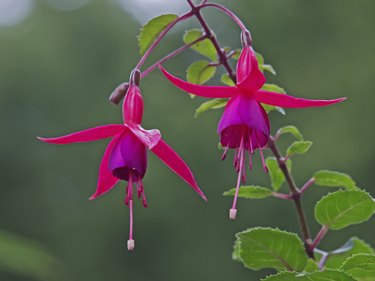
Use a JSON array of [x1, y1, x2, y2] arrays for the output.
[[236, 227, 307, 271], [266, 157, 292, 191], [194, 98, 227, 118], [314, 170, 358, 191], [287, 141, 313, 156], [223, 186, 273, 199], [231, 49, 241, 60], [220, 73, 235, 86], [315, 190, 375, 230], [255, 52, 264, 65], [261, 84, 286, 114], [232, 240, 241, 261], [0, 229, 65, 281], [304, 259, 319, 273], [262, 83, 286, 94], [340, 254, 375, 281], [262, 270, 355, 281], [322, 238, 375, 269], [138, 14, 178, 55], [260, 64, 276, 75], [186, 60, 216, 85], [276, 126, 304, 141], [183, 29, 217, 61]]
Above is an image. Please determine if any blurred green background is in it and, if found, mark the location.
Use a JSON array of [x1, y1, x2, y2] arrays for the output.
[[1, 0, 374, 280]]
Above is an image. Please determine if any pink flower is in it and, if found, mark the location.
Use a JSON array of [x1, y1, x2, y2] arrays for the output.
[[38, 71, 206, 250], [159, 47, 345, 220]]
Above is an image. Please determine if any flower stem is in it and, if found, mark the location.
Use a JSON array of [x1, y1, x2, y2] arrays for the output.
[[201, 3, 248, 32], [268, 136, 315, 259], [141, 35, 208, 78], [188, 1, 237, 83]]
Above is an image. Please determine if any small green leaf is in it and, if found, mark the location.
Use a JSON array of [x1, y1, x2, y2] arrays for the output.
[[266, 157, 292, 191], [194, 98, 227, 118], [220, 73, 236, 86], [261, 84, 286, 114], [231, 49, 241, 60], [315, 190, 375, 230], [287, 141, 313, 156], [186, 60, 216, 85], [183, 29, 217, 61], [255, 52, 264, 65], [0, 229, 65, 281], [223, 186, 273, 199], [261, 83, 286, 94], [314, 170, 358, 190], [316, 237, 374, 269], [138, 14, 178, 55], [276, 126, 304, 141], [340, 254, 375, 281], [236, 227, 307, 271], [262, 270, 355, 281], [260, 64, 276, 75], [304, 259, 319, 272]]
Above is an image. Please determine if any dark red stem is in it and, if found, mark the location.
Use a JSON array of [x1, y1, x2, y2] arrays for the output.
[[268, 136, 315, 259]]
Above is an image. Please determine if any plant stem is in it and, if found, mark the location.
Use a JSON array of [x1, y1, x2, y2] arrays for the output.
[[201, 3, 248, 32], [300, 178, 315, 194], [268, 136, 315, 259], [188, 1, 237, 83], [311, 226, 329, 249], [141, 35, 208, 78]]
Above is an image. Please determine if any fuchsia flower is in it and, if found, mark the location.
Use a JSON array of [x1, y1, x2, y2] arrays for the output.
[[160, 46, 345, 220], [38, 70, 206, 251]]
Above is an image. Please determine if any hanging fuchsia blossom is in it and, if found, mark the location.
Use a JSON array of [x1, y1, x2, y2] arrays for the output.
[[38, 70, 206, 251], [159, 44, 345, 220]]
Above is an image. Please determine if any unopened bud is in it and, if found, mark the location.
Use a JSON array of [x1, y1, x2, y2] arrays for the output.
[[109, 82, 129, 105], [127, 239, 135, 251], [241, 30, 252, 47], [229, 208, 237, 220], [130, 69, 141, 86]]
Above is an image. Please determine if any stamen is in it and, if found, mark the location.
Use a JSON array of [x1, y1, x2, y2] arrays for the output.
[[127, 175, 135, 251], [230, 134, 245, 220], [259, 147, 268, 173], [248, 150, 253, 170], [221, 144, 230, 161], [233, 147, 239, 169], [248, 130, 254, 154]]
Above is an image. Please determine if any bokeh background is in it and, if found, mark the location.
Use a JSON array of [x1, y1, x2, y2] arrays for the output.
[[1, 0, 374, 280]]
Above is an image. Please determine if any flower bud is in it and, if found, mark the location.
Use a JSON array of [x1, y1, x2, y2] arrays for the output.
[[109, 82, 129, 105], [241, 29, 252, 47]]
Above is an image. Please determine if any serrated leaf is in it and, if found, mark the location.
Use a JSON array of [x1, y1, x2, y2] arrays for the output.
[[224, 186, 273, 199], [287, 141, 312, 156], [340, 254, 375, 281], [0, 229, 65, 281], [183, 29, 217, 61], [262, 270, 355, 281], [322, 238, 375, 269], [186, 60, 216, 86], [315, 190, 375, 230], [314, 170, 358, 191], [220, 73, 235, 86], [138, 14, 178, 55], [304, 259, 319, 273], [277, 126, 304, 141], [194, 98, 227, 118], [236, 227, 307, 271], [261, 84, 286, 114], [266, 157, 292, 191], [232, 239, 241, 261]]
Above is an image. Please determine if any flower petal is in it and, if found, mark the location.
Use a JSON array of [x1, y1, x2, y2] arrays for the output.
[[151, 139, 207, 201], [38, 124, 125, 144], [90, 134, 121, 200], [236, 47, 266, 92], [127, 125, 161, 149], [159, 66, 238, 98], [255, 90, 347, 108]]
